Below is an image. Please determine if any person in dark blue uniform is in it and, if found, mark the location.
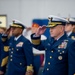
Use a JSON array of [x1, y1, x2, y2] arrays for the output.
[[0, 21, 7, 38], [65, 18, 75, 40], [0, 34, 9, 75], [4, 20, 34, 75], [0, 27, 16, 75], [31, 15, 75, 75], [0, 22, 8, 75]]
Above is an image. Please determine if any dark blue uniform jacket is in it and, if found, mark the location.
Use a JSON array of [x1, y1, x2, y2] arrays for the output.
[[6, 35, 33, 75], [31, 33, 75, 75]]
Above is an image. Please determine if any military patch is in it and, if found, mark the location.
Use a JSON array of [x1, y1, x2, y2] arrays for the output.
[[71, 36, 75, 40], [58, 40, 68, 49], [16, 42, 23, 47], [58, 56, 62, 60], [4, 46, 9, 52]]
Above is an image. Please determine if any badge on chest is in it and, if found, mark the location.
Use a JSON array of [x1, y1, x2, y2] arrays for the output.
[[16, 42, 23, 47], [58, 40, 68, 49]]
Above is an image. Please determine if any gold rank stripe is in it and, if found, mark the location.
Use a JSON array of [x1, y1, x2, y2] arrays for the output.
[[27, 65, 33, 72], [46, 22, 62, 27], [49, 22, 62, 25], [11, 24, 22, 28], [32, 39, 40, 45], [46, 24, 56, 27], [1, 56, 8, 67]]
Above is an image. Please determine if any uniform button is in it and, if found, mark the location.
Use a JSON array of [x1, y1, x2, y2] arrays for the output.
[[11, 51, 13, 54], [10, 55, 12, 57], [47, 68, 49, 71], [58, 47, 60, 48], [42, 70, 43, 72], [20, 63, 22, 65], [17, 49, 19, 51], [58, 50, 60, 52], [58, 56, 63, 60], [51, 50, 53, 53], [60, 52, 62, 54], [62, 51, 64, 53], [12, 48, 14, 50], [50, 56, 52, 59], [10, 59, 12, 61], [48, 62, 50, 65], [9, 49, 11, 51], [45, 48, 47, 50], [48, 43, 50, 46]]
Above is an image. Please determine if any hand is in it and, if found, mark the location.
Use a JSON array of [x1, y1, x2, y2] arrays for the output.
[[25, 70, 33, 75], [35, 25, 46, 37], [5, 27, 13, 38], [26, 27, 31, 31], [0, 71, 4, 75], [41, 61, 45, 67]]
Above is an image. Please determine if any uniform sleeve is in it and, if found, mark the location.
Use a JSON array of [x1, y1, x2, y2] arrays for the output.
[[0, 42, 9, 73], [68, 40, 75, 75], [23, 40, 34, 72], [0, 41, 9, 72], [0, 34, 10, 73], [31, 33, 45, 50]]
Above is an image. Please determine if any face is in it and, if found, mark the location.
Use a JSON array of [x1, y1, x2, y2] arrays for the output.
[[11, 27, 23, 37], [73, 25, 75, 33], [49, 25, 65, 39], [65, 24, 74, 32], [0, 28, 6, 34]]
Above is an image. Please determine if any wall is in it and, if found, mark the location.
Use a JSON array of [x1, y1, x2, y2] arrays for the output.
[[0, 0, 75, 27]]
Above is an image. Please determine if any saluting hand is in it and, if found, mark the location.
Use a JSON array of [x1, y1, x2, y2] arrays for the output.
[[0, 71, 4, 75], [25, 70, 33, 75], [35, 25, 46, 37]]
